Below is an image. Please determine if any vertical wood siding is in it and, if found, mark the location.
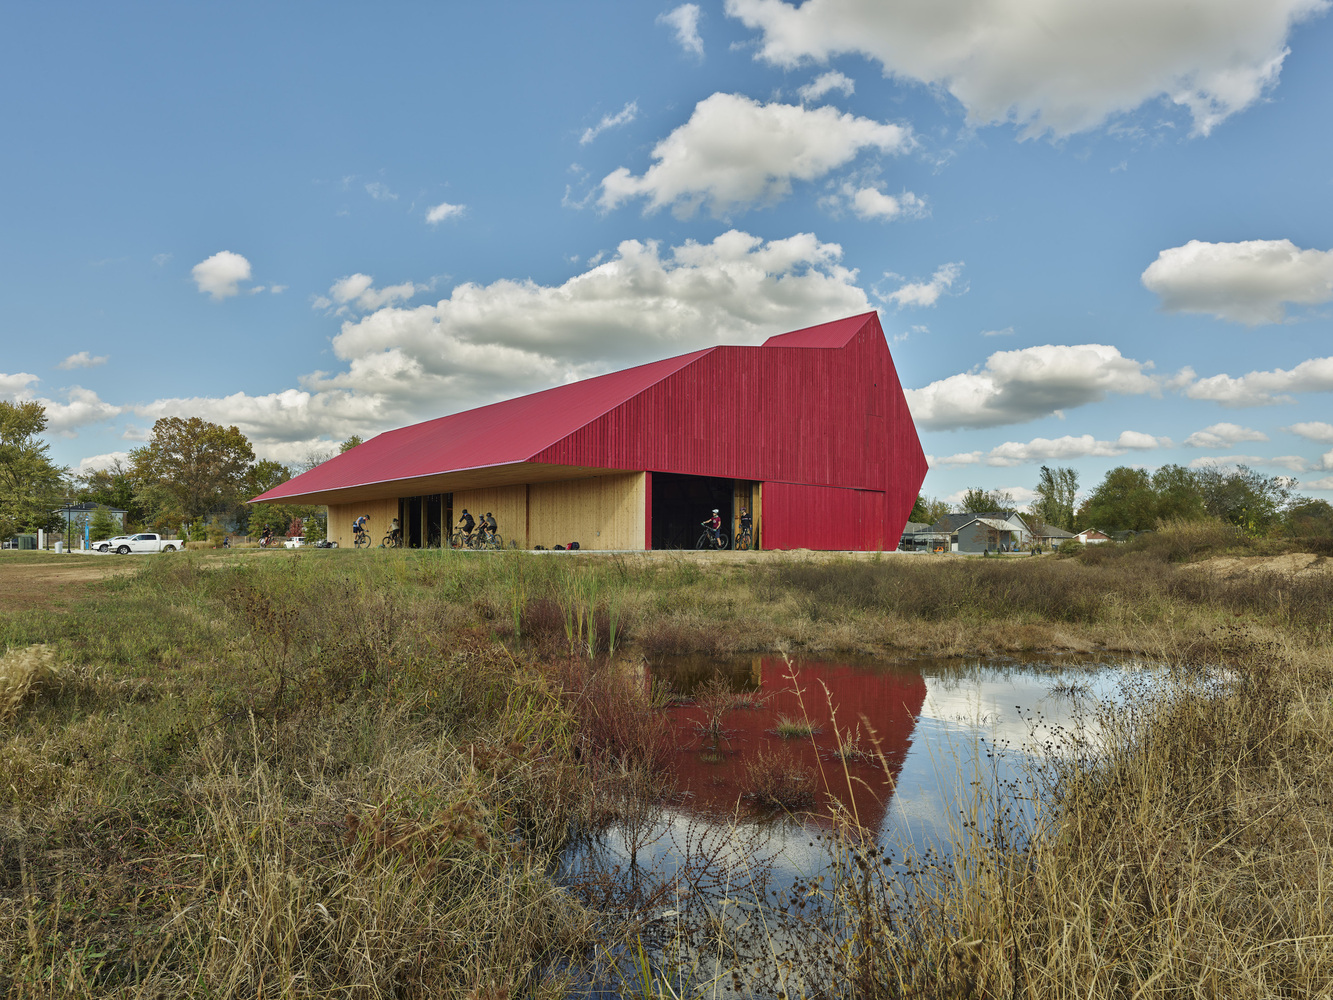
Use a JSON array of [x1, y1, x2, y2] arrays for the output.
[[451, 485, 529, 547], [326, 497, 399, 548], [527, 473, 645, 550]]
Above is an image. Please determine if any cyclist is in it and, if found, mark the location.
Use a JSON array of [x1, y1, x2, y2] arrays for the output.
[[483, 512, 498, 542], [261, 525, 272, 548], [738, 506, 753, 545], [455, 508, 475, 544], [388, 516, 402, 546], [702, 508, 722, 548], [352, 514, 369, 545]]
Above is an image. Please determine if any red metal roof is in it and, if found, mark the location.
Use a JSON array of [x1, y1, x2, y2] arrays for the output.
[[252, 311, 924, 514]]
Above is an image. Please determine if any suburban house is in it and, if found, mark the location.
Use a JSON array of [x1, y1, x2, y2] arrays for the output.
[[252, 312, 927, 551], [52, 501, 127, 541], [1076, 528, 1112, 545], [1031, 523, 1075, 549], [930, 510, 1034, 553]]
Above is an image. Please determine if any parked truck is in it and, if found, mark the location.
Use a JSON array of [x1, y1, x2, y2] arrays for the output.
[[113, 533, 183, 554]]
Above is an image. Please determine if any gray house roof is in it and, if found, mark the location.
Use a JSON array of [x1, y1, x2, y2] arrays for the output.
[[932, 511, 1030, 533]]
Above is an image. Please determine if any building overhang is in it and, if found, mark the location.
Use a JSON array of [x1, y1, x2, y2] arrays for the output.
[[252, 461, 637, 506]]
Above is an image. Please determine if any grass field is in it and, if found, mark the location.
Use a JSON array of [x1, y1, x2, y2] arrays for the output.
[[2, 525, 1331, 997]]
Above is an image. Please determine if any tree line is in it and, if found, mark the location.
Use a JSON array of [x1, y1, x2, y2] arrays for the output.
[[0, 400, 363, 543], [915, 462, 1333, 539]]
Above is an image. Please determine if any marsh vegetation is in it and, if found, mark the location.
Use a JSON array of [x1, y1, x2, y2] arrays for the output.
[[2, 524, 1331, 997]]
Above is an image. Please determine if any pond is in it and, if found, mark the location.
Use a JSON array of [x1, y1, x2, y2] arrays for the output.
[[557, 652, 1138, 997]]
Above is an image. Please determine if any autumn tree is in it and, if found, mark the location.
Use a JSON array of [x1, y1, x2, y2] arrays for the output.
[[130, 417, 256, 526], [0, 401, 67, 539]]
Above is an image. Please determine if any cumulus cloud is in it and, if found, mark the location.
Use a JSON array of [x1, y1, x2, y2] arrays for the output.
[[597, 93, 912, 217], [725, 0, 1328, 136], [580, 101, 639, 145], [426, 201, 465, 224], [121, 229, 869, 462], [1183, 422, 1269, 448], [1, 372, 40, 394], [907, 343, 1159, 430], [191, 251, 253, 300], [1306, 476, 1333, 491], [1187, 453, 1312, 473], [658, 4, 704, 57], [315, 274, 424, 314], [1181, 356, 1333, 406], [57, 352, 109, 371], [981, 327, 1014, 337], [1287, 421, 1333, 443], [799, 70, 855, 102], [932, 431, 1168, 468], [1141, 239, 1333, 325], [881, 262, 963, 307], [75, 451, 130, 475], [845, 185, 926, 221]]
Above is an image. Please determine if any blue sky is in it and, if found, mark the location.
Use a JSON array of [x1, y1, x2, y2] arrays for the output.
[[4, 0, 1332, 508]]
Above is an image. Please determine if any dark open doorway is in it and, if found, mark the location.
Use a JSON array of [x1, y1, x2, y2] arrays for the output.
[[650, 472, 733, 549]]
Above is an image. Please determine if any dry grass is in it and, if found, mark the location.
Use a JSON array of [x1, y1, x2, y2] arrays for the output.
[[2, 526, 1331, 997]]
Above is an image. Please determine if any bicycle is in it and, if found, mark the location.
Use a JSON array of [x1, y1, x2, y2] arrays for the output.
[[352, 529, 371, 549], [734, 526, 752, 551], [382, 531, 401, 548], [450, 529, 475, 549], [696, 525, 730, 550]]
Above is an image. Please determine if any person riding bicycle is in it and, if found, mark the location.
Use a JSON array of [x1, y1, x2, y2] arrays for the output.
[[482, 512, 498, 541], [389, 517, 401, 546], [261, 525, 273, 548], [738, 506, 752, 538], [456, 509, 475, 542], [352, 514, 369, 543], [703, 509, 722, 547]]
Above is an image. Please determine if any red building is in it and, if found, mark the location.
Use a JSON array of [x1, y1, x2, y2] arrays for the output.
[[253, 311, 927, 551]]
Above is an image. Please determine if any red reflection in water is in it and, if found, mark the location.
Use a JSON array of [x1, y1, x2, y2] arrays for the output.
[[657, 657, 926, 829]]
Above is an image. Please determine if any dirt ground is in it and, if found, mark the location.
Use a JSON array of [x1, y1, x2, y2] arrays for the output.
[[0, 554, 136, 611], [1190, 552, 1332, 579]]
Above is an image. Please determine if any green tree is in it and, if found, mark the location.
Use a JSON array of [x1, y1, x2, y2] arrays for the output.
[[130, 417, 256, 525], [1077, 466, 1156, 532], [1150, 464, 1207, 523], [1285, 498, 1333, 537], [0, 400, 67, 540], [75, 459, 148, 530], [1195, 464, 1293, 536], [960, 488, 1015, 514], [339, 435, 364, 453], [909, 494, 950, 524], [88, 504, 117, 541], [1030, 465, 1079, 531]]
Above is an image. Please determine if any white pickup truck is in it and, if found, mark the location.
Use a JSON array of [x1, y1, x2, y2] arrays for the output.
[[111, 533, 183, 554]]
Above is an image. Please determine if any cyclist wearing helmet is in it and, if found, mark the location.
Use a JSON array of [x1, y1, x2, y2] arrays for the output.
[[483, 512, 498, 540], [352, 514, 369, 542], [703, 508, 722, 547], [456, 508, 475, 540]]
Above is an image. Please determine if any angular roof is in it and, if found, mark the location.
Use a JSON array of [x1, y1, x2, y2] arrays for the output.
[[254, 310, 921, 506]]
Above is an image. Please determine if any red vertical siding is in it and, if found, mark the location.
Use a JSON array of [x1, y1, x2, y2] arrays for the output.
[[761, 482, 888, 550], [532, 313, 926, 550]]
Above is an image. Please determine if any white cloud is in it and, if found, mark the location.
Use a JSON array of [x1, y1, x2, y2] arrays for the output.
[[799, 71, 855, 102], [365, 181, 397, 201], [426, 201, 466, 224], [191, 251, 253, 300], [75, 451, 130, 475], [725, 0, 1329, 136], [1286, 421, 1333, 443], [981, 327, 1014, 337], [269, 284, 287, 294], [1186, 453, 1313, 473], [0, 372, 39, 394], [580, 101, 640, 145], [1182, 356, 1333, 406], [322, 273, 423, 314], [597, 93, 913, 217], [881, 261, 963, 307], [122, 229, 869, 462], [847, 185, 926, 221], [907, 344, 1159, 430], [935, 431, 1169, 468], [58, 351, 108, 370], [1141, 239, 1333, 325], [1183, 422, 1269, 448], [658, 4, 704, 58], [19, 387, 122, 436], [1305, 476, 1333, 491]]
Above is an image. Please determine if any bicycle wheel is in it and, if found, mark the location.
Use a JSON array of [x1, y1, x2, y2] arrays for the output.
[[696, 532, 711, 550], [353, 533, 369, 549], [490, 534, 504, 550], [450, 531, 464, 549], [734, 531, 749, 551], [382, 534, 399, 548]]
